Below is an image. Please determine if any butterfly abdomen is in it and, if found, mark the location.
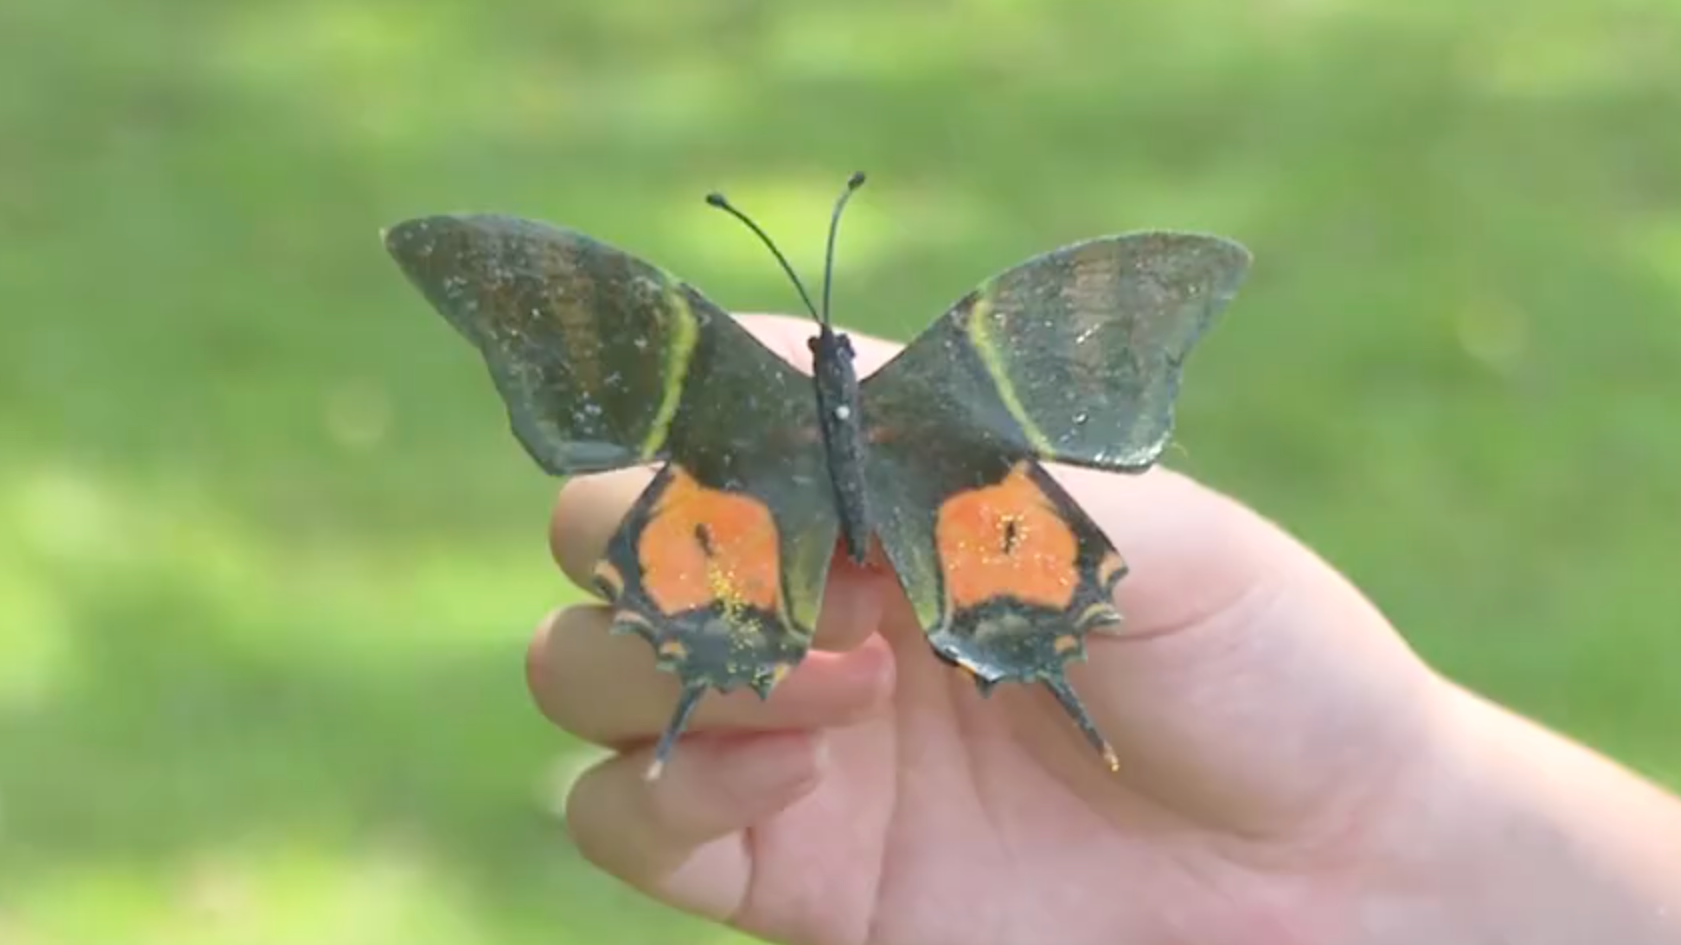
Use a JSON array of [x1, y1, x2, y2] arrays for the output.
[[809, 326, 872, 563]]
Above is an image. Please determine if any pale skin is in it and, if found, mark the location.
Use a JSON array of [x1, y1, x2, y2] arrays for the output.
[[531, 315, 1681, 945]]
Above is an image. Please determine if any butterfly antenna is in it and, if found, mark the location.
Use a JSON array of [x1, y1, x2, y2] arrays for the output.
[[820, 171, 867, 328], [705, 190, 821, 322]]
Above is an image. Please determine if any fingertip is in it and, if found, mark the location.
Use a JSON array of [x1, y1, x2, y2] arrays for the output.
[[732, 312, 903, 375], [550, 467, 654, 590], [526, 604, 607, 729], [806, 632, 896, 711], [812, 553, 895, 652], [525, 607, 557, 703]]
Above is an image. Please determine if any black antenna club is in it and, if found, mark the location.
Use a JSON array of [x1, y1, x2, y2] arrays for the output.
[[820, 172, 866, 328]]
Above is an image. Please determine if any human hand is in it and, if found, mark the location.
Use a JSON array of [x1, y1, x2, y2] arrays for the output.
[[530, 316, 1681, 945]]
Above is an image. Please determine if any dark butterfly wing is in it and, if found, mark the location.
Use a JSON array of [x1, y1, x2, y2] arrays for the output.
[[864, 231, 1251, 472], [384, 214, 839, 776], [859, 231, 1250, 766]]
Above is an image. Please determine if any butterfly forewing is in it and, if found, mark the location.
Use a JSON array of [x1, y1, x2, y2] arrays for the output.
[[385, 215, 730, 475], [865, 231, 1250, 472], [385, 214, 840, 777]]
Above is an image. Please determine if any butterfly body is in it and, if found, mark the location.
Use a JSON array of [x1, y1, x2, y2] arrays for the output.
[[808, 324, 873, 564], [383, 189, 1250, 777]]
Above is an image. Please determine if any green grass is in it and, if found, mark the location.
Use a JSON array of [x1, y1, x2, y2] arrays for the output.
[[3, 0, 1679, 940]]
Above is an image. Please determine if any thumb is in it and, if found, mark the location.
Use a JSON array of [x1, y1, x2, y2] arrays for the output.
[[1059, 462, 1443, 837]]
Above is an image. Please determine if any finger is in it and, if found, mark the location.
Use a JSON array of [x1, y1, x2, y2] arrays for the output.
[[528, 604, 894, 749], [1040, 462, 1439, 831], [564, 729, 826, 921], [549, 465, 654, 595]]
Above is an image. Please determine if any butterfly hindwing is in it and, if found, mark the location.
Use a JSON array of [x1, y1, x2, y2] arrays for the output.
[[594, 463, 834, 693], [861, 231, 1250, 764], [862, 431, 1127, 764], [385, 214, 839, 775], [594, 452, 841, 775], [384, 214, 702, 475]]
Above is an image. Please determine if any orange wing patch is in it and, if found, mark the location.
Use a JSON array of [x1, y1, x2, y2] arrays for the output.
[[935, 461, 1079, 611], [635, 467, 783, 617]]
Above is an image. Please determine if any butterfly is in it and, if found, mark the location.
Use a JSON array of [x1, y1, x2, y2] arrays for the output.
[[382, 172, 1251, 779]]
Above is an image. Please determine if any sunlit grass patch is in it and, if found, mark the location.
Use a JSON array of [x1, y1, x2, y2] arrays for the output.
[[13, 837, 483, 945]]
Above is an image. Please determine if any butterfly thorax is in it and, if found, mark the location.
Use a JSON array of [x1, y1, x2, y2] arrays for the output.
[[808, 324, 872, 564]]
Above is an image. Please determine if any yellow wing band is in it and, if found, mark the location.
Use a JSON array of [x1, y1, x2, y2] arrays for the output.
[[637, 280, 700, 460], [966, 291, 1055, 456]]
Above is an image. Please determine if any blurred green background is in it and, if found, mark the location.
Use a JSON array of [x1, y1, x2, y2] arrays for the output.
[[3, 0, 1679, 941]]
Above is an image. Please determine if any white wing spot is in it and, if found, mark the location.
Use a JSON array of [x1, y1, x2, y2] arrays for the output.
[[834, 405, 852, 421]]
